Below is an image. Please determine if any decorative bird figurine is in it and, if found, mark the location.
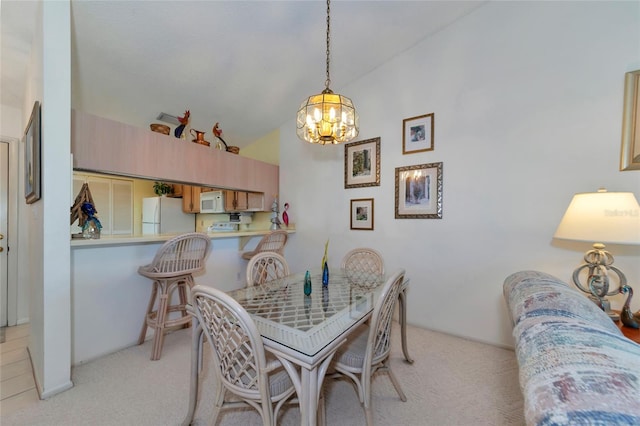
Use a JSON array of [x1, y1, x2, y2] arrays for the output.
[[619, 285, 639, 329], [174, 110, 190, 138], [282, 202, 290, 227], [212, 122, 229, 150]]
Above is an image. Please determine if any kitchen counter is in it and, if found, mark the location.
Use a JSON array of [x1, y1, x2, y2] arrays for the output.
[[70, 227, 296, 249], [69, 226, 296, 364]]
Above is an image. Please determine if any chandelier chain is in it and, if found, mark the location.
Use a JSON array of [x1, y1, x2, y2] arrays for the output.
[[325, 0, 331, 91]]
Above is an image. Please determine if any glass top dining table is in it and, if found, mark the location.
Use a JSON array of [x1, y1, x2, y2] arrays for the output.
[[227, 268, 387, 358], [183, 268, 410, 426]]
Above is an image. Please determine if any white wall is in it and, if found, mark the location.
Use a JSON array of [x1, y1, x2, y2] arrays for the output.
[[23, 0, 73, 398], [280, 1, 640, 348]]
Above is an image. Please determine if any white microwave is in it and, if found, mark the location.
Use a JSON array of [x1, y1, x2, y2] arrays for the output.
[[200, 191, 225, 213]]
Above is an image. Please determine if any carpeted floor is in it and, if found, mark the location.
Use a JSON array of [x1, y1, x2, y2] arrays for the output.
[[1, 323, 524, 425]]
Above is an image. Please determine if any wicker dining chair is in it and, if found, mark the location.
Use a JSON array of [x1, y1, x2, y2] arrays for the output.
[[190, 285, 298, 425], [246, 252, 290, 286], [340, 248, 385, 275], [329, 269, 407, 426], [137, 232, 211, 360], [340, 247, 414, 364], [241, 230, 288, 260]]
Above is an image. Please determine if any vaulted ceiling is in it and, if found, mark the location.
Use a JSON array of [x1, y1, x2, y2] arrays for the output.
[[1, 1, 485, 147]]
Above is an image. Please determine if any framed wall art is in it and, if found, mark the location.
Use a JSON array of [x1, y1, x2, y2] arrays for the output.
[[395, 162, 442, 219], [350, 198, 374, 230], [621, 69, 640, 171], [344, 137, 380, 188], [24, 101, 41, 204], [402, 113, 434, 154]]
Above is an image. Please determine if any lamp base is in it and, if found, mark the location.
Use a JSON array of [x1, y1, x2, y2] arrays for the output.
[[587, 295, 620, 321], [572, 243, 627, 322]]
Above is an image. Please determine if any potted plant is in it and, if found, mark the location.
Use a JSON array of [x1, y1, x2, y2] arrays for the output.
[[153, 181, 173, 196]]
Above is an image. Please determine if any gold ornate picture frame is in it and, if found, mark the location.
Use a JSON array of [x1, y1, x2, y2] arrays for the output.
[[621, 69, 640, 171], [344, 137, 381, 188], [402, 113, 434, 154], [350, 198, 374, 230], [395, 162, 443, 219]]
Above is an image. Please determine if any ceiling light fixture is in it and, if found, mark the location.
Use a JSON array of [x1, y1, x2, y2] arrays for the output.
[[296, 0, 359, 145]]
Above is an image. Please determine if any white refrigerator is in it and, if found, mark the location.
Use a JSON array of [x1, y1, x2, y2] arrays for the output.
[[142, 196, 195, 235]]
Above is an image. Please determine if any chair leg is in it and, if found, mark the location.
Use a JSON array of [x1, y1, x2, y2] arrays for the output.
[[317, 389, 326, 426], [385, 361, 407, 402], [178, 280, 190, 328], [398, 289, 414, 364], [138, 281, 158, 345], [208, 385, 226, 426], [151, 290, 169, 360]]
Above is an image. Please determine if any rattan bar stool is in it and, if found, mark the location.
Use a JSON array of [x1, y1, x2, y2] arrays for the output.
[[138, 232, 211, 360], [240, 230, 288, 260]]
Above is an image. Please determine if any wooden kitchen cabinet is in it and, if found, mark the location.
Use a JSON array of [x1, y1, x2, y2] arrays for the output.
[[170, 184, 183, 197], [224, 190, 248, 211], [182, 185, 202, 213]]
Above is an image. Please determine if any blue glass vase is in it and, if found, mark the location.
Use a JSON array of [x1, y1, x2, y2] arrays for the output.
[[304, 271, 312, 296], [322, 262, 329, 287]]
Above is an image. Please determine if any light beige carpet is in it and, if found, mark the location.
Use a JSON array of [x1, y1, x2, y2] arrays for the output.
[[1, 323, 524, 425]]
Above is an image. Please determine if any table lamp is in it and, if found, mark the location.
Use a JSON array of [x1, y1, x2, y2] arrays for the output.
[[553, 188, 640, 319]]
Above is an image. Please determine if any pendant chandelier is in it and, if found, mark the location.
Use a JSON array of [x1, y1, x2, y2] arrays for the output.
[[296, 0, 359, 145]]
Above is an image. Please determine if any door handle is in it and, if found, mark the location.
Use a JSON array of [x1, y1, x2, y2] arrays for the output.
[[0, 247, 3, 252], [0, 233, 4, 240]]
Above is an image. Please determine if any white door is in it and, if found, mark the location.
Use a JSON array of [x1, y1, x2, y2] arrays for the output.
[[0, 142, 8, 327]]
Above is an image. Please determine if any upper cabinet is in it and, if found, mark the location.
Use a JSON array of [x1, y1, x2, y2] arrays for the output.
[[71, 110, 279, 211], [181, 185, 202, 213]]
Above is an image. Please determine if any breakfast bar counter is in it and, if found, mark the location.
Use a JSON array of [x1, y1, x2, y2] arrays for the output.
[[71, 228, 295, 249], [69, 228, 295, 365]]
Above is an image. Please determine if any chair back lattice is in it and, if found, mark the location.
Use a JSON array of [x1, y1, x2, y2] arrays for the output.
[[246, 252, 290, 286], [254, 230, 288, 255], [341, 248, 385, 275], [192, 286, 268, 395], [142, 233, 211, 278], [367, 269, 405, 363]]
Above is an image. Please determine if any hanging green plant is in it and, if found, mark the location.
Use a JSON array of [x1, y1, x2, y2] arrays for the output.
[[153, 181, 173, 196]]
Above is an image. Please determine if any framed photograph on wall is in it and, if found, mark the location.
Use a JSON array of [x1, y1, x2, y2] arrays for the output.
[[350, 198, 374, 230], [24, 101, 41, 204], [402, 113, 434, 154], [395, 162, 443, 219], [621, 69, 640, 170], [344, 137, 380, 188]]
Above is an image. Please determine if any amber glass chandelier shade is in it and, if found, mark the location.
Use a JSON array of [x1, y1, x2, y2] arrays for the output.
[[296, 0, 359, 145], [296, 89, 359, 144]]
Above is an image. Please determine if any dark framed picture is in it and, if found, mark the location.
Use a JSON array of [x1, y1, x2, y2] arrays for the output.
[[621, 69, 640, 170], [395, 162, 443, 219], [344, 137, 380, 188], [350, 198, 374, 230], [402, 113, 434, 154], [24, 101, 41, 204]]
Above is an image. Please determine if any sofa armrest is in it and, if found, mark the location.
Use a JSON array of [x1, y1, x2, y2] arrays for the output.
[[504, 271, 640, 426]]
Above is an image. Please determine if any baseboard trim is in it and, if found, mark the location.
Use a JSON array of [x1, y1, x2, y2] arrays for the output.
[[27, 346, 74, 400]]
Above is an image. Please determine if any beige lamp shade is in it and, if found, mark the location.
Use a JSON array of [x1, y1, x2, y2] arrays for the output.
[[553, 189, 640, 245]]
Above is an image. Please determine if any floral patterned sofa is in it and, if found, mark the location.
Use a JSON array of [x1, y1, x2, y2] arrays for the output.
[[503, 270, 640, 425]]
